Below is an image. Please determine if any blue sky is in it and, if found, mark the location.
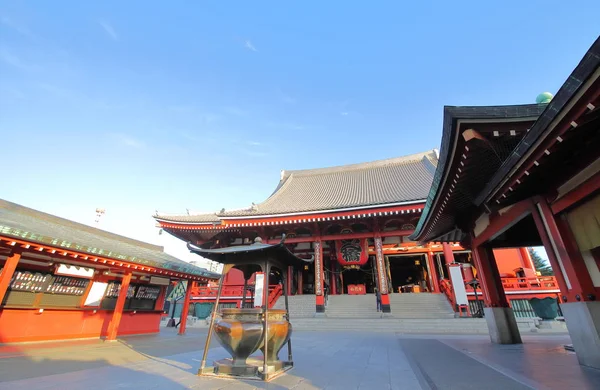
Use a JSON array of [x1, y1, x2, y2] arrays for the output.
[[1, 1, 598, 266]]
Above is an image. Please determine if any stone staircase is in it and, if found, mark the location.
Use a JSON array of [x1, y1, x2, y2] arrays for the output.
[[272, 294, 316, 318], [288, 317, 490, 334], [325, 295, 380, 318], [388, 293, 456, 319]]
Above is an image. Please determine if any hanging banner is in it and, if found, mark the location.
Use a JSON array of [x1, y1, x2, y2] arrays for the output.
[[314, 241, 323, 296], [336, 230, 368, 268]]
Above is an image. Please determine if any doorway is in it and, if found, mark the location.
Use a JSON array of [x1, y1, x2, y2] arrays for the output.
[[339, 258, 377, 294], [388, 254, 429, 293]]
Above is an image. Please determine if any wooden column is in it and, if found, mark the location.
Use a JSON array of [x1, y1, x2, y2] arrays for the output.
[[314, 241, 325, 313], [297, 270, 303, 295], [329, 256, 337, 295], [154, 285, 168, 311], [426, 251, 440, 293], [471, 245, 509, 308], [374, 236, 391, 313], [518, 248, 534, 270], [532, 198, 596, 302], [442, 243, 456, 270], [178, 280, 195, 335], [106, 272, 133, 341], [286, 266, 293, 296], [0, 251, 21, 304]]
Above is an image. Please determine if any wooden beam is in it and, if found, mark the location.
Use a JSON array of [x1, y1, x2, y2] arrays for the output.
[[551, 171, 600, 214], [472, 199, 533, 248]]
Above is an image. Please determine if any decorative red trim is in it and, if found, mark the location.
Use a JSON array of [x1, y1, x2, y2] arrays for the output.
[[158, 203, 425, 231], [551, 171, 600, 214], [0, 236, 215, 282]]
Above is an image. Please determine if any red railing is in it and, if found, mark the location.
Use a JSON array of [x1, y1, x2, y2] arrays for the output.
[[439, 279, 456, 309], [464, 276, 559, 293], [191, 283, 283, 308]]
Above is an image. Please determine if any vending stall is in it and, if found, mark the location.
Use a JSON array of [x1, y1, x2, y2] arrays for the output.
[[0, 199, 219, 343]]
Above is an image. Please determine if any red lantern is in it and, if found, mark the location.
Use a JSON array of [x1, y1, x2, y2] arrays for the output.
[[336, 237, 368, 267]]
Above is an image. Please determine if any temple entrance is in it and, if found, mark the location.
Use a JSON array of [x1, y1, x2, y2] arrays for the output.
[[387, 254, 430, 293], [339, 258, 376, 294]]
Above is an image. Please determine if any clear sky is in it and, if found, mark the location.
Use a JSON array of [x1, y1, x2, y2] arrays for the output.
[[1, 1, 598, 268]]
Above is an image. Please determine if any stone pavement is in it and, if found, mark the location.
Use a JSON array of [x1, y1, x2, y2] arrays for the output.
[[0, 329, 598, 389]]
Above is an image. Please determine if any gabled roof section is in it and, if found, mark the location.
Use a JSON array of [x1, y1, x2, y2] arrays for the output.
[[155, 150, 438, 223], [410, 104, 545, 243], [0, 199, 218, 278], [220, 149, 438, 217]]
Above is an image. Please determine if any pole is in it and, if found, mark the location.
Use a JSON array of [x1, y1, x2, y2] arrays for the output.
[[282, 264, 293, 362], [199, 270, 227, 373], [262, 261, 270, 378], [241, 278, 248, 308]]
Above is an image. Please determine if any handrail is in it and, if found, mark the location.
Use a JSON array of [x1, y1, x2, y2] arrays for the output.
[[465, 276, 559, 292], [439, 279, 456, 310], [191, 283, 283, 308]]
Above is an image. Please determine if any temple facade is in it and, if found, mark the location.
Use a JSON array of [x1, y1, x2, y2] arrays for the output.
[[154, 150, 548, 315]]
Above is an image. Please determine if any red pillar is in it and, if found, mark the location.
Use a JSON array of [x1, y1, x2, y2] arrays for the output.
[[427, 251, 440, 293], [106, 272, 133, 341], [518, 248, 534, 270], [154, 285, 167, 311], [442, 242, 456, 269], [314, 241, 325, 313], [471, 245, 509, 308], [0, 251, 21, 304], [330, 256, 338, 295], [374, 236, 391, 313], [178, 280, 195, 335], [286, 266, 293, 296], [531, 198, 596, 302], [297, 270, 303, 295]]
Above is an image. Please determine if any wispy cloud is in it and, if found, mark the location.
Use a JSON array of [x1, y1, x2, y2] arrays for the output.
[[223, 106, 249, 116], [1, 16, 35, 38], [340, 111, 349, 116], [111, 133, 145, 149], [0, 47, 39, 71], [99, 20, 118, 41], [264, 121, 305, 131], [247, 141, 261, 146], [244, 40, 258, 52]]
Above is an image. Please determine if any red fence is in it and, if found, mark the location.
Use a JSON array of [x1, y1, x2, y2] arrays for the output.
[[191, 284, 283, 309]]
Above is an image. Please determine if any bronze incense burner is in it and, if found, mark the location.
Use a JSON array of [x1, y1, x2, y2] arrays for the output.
[[188, 236, 311, 381]]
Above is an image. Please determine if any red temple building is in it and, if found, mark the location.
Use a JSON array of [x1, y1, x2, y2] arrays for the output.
[[0, 199, 218, 343], [154, 150, 554, 316], [411, 37, 600, 369]]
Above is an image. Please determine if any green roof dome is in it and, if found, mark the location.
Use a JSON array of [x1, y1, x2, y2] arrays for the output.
[[536, 92, 553, 104]]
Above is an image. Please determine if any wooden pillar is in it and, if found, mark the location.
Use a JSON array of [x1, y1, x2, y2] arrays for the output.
[[330, 256, 338, 295], [178, 280, 195, 335], [286, 266, 293, 296], [106, 272, 132, 341], [314, 241, 325, 314], [297, 270, 303, 295], [442, 243, 456, 269], [471, 245, 509, 308], [374, 236, 391, 313], [154, 285, 168, 311], [0, 251, 21, 304], [426, 251, 440, 293], [518, 248, 534, 270], [472, 243, 521, 345], [531, 198, 596, 302]]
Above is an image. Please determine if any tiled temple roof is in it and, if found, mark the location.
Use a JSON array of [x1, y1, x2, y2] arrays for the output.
[[0, 199, 218, 278], [155, 149, 438, 222]]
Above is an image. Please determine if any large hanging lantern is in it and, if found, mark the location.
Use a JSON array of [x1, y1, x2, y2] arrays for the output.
[[335, 229, 368, 268]]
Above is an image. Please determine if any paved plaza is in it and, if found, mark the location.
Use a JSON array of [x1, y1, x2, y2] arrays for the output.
[[0, 328, 599, 390]]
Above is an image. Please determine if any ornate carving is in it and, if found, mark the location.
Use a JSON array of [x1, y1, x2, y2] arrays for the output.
[[374, 237, 388, 294], [401, 224, 416, 230]]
